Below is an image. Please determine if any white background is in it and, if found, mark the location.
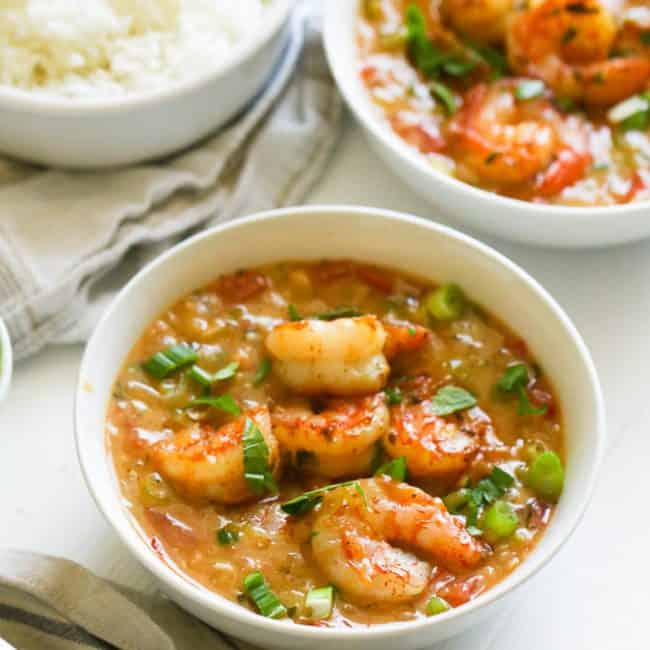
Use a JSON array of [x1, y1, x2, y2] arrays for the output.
[[1, 120, 649, 649]]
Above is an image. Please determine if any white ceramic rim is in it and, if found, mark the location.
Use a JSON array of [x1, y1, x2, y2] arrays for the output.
[[0, 0, 295, 115], [0, 318, 12, 403], [323, 0, 650, 219], [75, 205, 606, 642]]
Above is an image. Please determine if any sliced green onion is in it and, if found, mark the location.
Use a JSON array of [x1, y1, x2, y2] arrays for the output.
[[608, 95, 649, 124], [426, 596, 450, 616], [305, 586, 335, 620], [316, 307, 362, 321], [523, 451, 564, 502], [253, 357, 272, 386], [288, 304, 302, 321], [243, 572, 287, 619], [281, 480, 361, 516], [430, 385, 477, 415], [217, 524, 240, 546], [142, 344, 197, 379], [188, 365, 213, 388], [425, 283, 466, 320], [242, 417, 277, 496], [481, 500, 519, 541], [515, 79, 545, 101], [430, 81, 457, 114], [140, 472, 170, 504], [374, 456, 407, 481], [186, 394, 241, 415], [189, 361, 239, 388], [443, 488, 470, 513]]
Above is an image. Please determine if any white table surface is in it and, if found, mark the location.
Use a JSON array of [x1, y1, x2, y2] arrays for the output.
[[1, 118, 649, 650]]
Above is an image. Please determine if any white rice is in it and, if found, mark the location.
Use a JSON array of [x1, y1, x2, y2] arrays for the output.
[[0, 0, 273, 99]]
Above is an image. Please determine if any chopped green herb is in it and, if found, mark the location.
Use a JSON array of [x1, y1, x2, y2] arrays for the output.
[[217, 524, 240, 546], [374, 455, 407, 481], [316, 307, 362, 321], [561, 26, 578, 44], [407, 325, 417, 336], [442, 59, 476, 77], [253, 357, 272, 386], [444, 466, 515, 528], [186, 394, 242, 415], [243, 572, 287, 619], [641, 31, 650, 46], [515, 79, 545, 101], [485, 151, 500, 164], [242, 417, 277, 496], [385, 386, 404, 405], [430, 385, 477, 415], [496, 364, 547, 416], [305, 586, 335, 620], [281, 480, 361, 516], [555, 96, 577, 112], [430, 81, 457, 114], [467, 41, 508, 78], [142, 344, 197, 379], [621, 110, 650, 132], [288, 304, 302, 321]]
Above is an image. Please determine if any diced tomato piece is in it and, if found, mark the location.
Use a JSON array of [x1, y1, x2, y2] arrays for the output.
[[536, 148, 591, 197], [216, 271, 268, 303]]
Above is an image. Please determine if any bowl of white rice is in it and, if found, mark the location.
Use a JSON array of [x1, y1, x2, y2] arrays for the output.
[[0, 0, 295, 168]]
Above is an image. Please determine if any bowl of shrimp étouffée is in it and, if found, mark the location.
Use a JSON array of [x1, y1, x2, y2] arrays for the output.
[[325, 0, 650, 248], [75, 206, 605, 650]]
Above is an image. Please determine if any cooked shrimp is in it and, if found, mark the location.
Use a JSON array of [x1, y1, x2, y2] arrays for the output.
[[507, 0, 650, 106], [311, 478, 485, 603], [442, 0, 515, 45], [265, 316, 390, 396], [150, 407, 279, 504], [449, 80, 565, 186], [272, 394, 389, 479], [383, 319, 431, 359]]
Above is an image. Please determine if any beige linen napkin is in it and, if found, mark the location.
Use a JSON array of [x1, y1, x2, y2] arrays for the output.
[[0, 9, 342, 359], [0, 550, 511, 650]]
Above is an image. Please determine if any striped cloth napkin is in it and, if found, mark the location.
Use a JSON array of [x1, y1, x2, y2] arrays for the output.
[[0, 550, 512, 650], [0, 7, 342, 360]]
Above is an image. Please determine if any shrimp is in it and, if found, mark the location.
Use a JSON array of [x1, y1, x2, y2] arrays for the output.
[[271, 394, 389, 479], [442, 0, 515, 45], [311, 478, 486, 604], [507, 0, 650, 107], [150, 407, 280, 504], [449, 80, 565, 186], [265, 316, 389, 396]]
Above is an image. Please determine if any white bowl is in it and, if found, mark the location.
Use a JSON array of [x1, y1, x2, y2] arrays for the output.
[[324, 0, 650, 249], [0, 0, 294, 169], [75, 206, 605, 650], [0, 318, 12, 404]]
